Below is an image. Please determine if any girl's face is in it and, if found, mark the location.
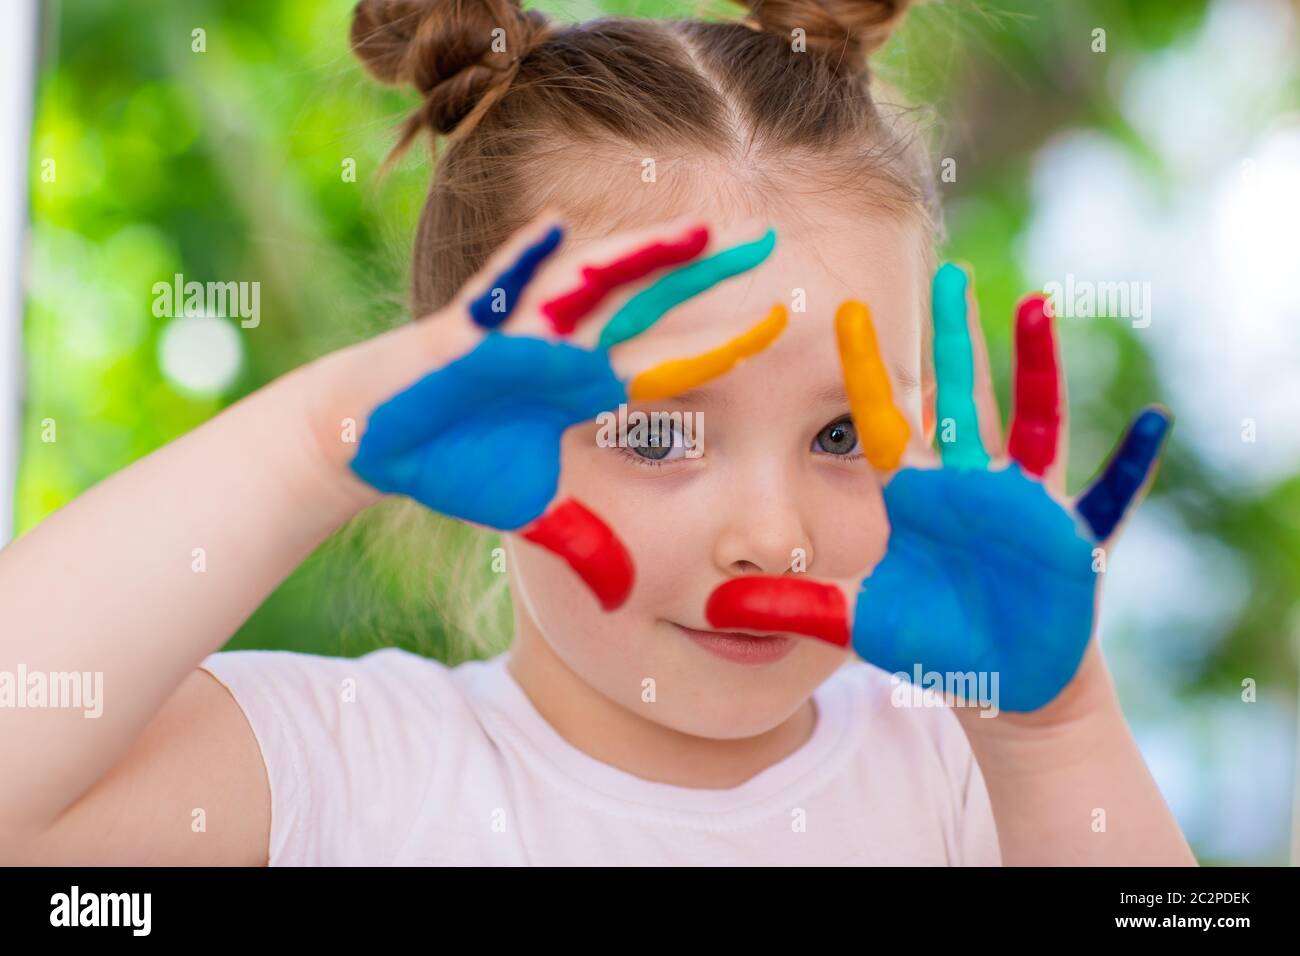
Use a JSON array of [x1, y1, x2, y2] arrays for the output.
[[505, 204, 930, 739]]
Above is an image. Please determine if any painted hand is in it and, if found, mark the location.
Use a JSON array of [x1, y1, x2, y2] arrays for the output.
[[349, 218, 787, 610], [704, 263, 1171, 712]]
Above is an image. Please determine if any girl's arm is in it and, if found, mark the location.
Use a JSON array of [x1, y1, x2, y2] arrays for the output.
[[954, 641, 1196, 866], [0, 308, 476, 862], [0, 212, 763, 863]]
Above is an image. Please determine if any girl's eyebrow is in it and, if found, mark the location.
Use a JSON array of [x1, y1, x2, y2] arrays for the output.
[[656, 387, 730, 409], [809, 370, 918, 406], [893, 366, 921, 394]]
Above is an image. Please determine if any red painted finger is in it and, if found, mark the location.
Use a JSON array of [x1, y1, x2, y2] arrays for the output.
[[540, 225, 709, 335], [520, 498, 634, 610], [705, 577, 850, 648], [1007, 293, 1061, 478]]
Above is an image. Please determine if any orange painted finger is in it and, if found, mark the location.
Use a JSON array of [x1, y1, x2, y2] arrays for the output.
[[835, 300, 909, 471], [626, 305, 788, 402]]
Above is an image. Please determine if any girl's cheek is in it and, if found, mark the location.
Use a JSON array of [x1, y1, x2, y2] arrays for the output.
[[508, 535, 599, 620], [804, 463, 891, 578], [554, 426, 694, 543], [511, 433, 679, 625], [507, 531, 652, 657]]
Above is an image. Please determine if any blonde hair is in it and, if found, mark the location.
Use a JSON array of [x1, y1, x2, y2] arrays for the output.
[[342, 0, 938, 660]]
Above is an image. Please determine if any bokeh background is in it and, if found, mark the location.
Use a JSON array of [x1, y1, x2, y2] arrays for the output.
[[11, 0, 1300, 864]]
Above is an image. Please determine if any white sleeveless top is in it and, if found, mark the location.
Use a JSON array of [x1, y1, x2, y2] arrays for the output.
[[199, 647, 1002, 866]]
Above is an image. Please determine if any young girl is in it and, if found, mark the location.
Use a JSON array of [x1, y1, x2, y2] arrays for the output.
[[0, 0, 1195, 866]]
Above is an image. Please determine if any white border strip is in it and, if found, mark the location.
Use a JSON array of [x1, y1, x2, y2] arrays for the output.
[[0, 0, 39, 547]]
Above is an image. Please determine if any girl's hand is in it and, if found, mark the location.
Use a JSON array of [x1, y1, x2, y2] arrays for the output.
[[332, 214, 788, 609], [702, 263, 1171, 715]]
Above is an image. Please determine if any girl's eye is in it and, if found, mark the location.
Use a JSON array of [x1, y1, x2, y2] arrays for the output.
[[813, 416, 861, 457], [624, 421, 687, 465]]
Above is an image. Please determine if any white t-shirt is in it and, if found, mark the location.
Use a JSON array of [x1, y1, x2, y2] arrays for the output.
[[199, 647, 1002, 866]]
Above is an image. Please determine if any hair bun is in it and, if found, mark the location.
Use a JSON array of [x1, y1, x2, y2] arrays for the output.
[[737, 0, 912, 63], [351, 0, 553, 144]]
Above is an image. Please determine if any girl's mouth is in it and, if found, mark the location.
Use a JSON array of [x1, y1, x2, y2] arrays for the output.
[[671, 623, 798, 665]]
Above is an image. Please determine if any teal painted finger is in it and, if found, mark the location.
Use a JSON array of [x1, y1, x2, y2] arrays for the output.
[[596, 228, 777, 349], [932, 262, 990, 469]]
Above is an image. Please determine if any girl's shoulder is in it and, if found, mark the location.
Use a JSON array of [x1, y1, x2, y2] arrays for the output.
[[197, 643, 504, 768], [197, 645, 498, 865], [200, 643, 483, 727]]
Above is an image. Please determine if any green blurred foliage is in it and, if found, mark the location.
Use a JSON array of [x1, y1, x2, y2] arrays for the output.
[[18, 0, 1300, 863]]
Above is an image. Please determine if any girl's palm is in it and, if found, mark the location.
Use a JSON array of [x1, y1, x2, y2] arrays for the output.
[[348, 217, 787, 609], [706, 264, 1170, 712]]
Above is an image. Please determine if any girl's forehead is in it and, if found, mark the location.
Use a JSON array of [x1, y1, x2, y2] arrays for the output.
[[604, 209, 928, 423], [566, 183, 926, 291], [629, 212, 925, 364], [621, 293, 921, 433]]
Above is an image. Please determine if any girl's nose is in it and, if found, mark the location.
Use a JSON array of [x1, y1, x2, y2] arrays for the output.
[[710, 472, 814, 577]]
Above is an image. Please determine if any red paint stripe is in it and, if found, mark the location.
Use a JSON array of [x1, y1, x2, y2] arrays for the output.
[[520, 498, 635, 610], [1007, 293, 1061, 478], [540, 225, 710, 335], [705, 577, 850, 648]]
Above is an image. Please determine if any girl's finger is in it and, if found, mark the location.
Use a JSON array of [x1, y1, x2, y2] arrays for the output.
[[1075, 406, 1172, 541], [468, 219, 565, 330], [541, 223, 711, 336], [520, 497, 635, 610], [623, 304, 788, 401], [1007, 294, 1063, 480], [595, 228, 777, 349], [705, 575, 852, 649], [455, 208, 565, 324], [931, 262, 991, 469], [836, 299, 910, 472], [1037, 296, 1070, 498]]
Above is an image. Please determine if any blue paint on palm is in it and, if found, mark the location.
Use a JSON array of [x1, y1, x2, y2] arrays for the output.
[[349, 333, 626, 531], [852, 465, 1097, 712]]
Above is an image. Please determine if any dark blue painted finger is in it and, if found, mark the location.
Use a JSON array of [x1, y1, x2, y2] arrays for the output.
[[468, 224, 564, 329], [1076, 407, 1172, 540]]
